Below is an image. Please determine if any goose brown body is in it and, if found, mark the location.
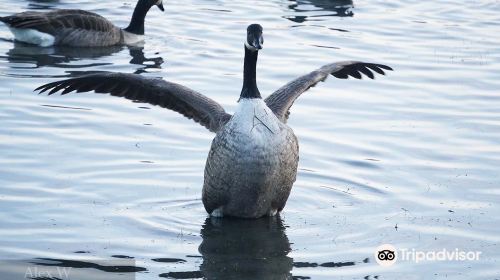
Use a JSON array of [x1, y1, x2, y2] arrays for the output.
[[203, 99, 299, 218]]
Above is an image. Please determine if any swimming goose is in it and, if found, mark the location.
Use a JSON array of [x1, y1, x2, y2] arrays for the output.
[[35, 24, 392, 218], [0, 0, 164, 47]]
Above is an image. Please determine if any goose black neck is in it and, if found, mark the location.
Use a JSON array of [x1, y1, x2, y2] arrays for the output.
[[124, 1, 152, 35], [240, 46, 261, 99]]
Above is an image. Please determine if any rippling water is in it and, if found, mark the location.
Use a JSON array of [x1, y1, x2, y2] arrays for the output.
[[1, 0, 499, 279]]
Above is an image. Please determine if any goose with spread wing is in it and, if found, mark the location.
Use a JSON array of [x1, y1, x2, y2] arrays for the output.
[[0, 0, 164, 47], [35, 24, 392, 218]]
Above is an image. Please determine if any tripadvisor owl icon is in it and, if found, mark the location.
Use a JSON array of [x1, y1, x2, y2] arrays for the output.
[[375, 244, 397, 266]]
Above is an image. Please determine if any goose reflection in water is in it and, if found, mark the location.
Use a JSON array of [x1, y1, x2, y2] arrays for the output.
[[128, 46, 164, 74], [3, 42, 163, 75], [159, 216, 293, 279], [199, 217, 293, 279], [26, 0, 60, 10], [4, 42, 123, 69], [286, 0, 354, 23], [158, 217, 362, 279]]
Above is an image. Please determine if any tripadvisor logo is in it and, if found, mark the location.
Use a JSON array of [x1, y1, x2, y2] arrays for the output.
[[375, 244, 397, 266], [375, 244, 482, 266]]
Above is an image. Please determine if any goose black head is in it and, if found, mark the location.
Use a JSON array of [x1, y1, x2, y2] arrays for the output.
[[245, 24, 264, 51], [124, 0, 164, 35], [155, 0, 165, 12], [154, 0, 165, 11], [141, 0, 164, 11]]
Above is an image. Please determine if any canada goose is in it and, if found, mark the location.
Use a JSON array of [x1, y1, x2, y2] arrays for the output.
[[0, 0, 164, 47], [35, 24, 392, 218]]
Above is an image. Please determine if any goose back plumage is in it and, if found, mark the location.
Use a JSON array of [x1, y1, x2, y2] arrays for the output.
[[1, 0, 163, 47], [1, 10, 122, 47]]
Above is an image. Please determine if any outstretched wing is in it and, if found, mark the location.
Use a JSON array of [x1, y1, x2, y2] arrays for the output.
[[1, 9, 116, 34], [264, 61, 392, 122], [35, 72, 232, 133]]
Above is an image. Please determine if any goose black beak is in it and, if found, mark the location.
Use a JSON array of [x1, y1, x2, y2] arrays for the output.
[[157, 3, 165, 11], [252, 40, 263, 50], [249, 34, 264, 50]]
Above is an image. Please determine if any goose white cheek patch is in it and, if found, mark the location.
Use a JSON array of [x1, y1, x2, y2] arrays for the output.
[[245, 41, 259, 52]]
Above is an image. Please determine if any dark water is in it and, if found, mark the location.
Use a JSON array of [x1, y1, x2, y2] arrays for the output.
[[1, 0, 499, 279]]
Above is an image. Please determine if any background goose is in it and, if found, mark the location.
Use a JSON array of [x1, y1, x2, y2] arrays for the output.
[[0, 0, 164, 47], [35, 24, 392, 218]]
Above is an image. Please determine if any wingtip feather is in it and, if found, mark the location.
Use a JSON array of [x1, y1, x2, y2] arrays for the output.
[[61, 84, 78, 95], [48, 83, 66, 95], [34, 84, 46, 92], [37, 84, 56, 94], [359, 67, 375, 79], [377, 64, 393, 71], [366, 64, 386, 75]]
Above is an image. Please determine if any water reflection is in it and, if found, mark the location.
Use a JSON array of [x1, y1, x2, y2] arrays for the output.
[[30, 258, 146, 273], [285, 0, 354, 23], [26, 0, 60, 9], [128, 46, 164, 74], [160, 216, 293, 279], [4, 42, 122, 69], [155, 217, 364, 279], [1, 42, 164, 76], [199, 217, 293, 279]]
